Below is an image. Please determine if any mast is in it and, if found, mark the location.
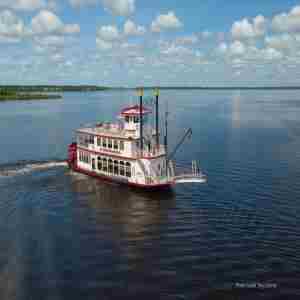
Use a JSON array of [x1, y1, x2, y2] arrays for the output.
[[154, 88, 160, 149], [138, 88, 144, 156]]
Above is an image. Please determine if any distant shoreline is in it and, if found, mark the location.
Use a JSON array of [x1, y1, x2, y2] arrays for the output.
[[2, 85, 300, 93], [0, 93, 62, 102], [137, 86, 300, 90], [0, 85, 109, 93]]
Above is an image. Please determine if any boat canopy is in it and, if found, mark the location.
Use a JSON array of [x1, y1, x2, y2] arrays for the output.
[[120, 105, 152, 117]]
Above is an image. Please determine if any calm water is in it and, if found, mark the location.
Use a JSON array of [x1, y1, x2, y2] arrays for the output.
[[0, 90, 300, 299]]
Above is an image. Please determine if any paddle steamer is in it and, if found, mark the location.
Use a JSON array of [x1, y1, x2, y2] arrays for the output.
[[68, 89, 206, 190]]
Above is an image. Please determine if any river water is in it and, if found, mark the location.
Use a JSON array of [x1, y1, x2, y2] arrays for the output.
[[0, 90, 300, 299]]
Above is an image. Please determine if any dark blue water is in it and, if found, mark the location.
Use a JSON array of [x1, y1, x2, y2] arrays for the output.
[[0, 90, 300, 299]]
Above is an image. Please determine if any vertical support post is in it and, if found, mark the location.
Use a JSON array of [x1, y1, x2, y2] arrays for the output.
[[154, 88, 160, 150], [139, 88, 144, 156], [164, 101, 168, 156], [164, 103, 168, 176]]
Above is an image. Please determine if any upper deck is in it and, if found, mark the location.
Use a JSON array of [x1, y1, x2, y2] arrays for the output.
[[77, 122, 156, 140], [76, 122, 166, 160]]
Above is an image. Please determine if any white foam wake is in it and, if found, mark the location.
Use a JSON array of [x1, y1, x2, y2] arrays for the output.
[[0, 161, 68, 177]]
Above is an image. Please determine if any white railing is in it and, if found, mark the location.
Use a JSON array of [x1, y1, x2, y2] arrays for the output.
[[134, 145, 166, 158]]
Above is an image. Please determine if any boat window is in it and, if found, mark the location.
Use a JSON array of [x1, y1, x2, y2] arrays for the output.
[[113, 160, 119, 175], [113, 139, 118, 150], [129, 116, 133, 123], [108, 139, 112, 149], [92, 158, 95, 170], [108, 158, 113, 173], [97, 137, 101, 146], [120, 161, 125, 176], [89, 135, 94, 144], [97, 156, 102, 170], [102, 138, 107, 148], [125, 162, 131, 177], [119, 140, 124, 151], [125, 116, 130, 122], [134, 116, 139, 123], [103, 158, 107, 172], [78, 134, 88, 147]]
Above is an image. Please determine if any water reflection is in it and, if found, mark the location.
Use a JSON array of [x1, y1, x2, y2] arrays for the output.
[[232, 91, 241, 129], [69, 173, 176, 269]]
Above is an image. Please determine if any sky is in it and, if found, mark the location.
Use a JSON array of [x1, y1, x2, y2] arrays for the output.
[[1, 0, 300, 86]]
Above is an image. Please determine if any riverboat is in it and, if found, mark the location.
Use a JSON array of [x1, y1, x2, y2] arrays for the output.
[[67, 89, 206, 190]]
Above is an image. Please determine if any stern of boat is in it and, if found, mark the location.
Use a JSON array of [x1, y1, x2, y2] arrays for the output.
[[169, 160, 207, 185], [68, 142, 77, 169]]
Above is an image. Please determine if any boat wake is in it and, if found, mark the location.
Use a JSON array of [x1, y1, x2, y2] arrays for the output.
[[0, 159, 68, 177]]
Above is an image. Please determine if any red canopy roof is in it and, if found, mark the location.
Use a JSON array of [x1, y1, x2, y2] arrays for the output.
[[120, 105, 152, 116]]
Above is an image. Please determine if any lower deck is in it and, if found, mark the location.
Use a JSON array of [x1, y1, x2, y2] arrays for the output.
[[71, 164, 174, 190], [76, 148, 173, 186]]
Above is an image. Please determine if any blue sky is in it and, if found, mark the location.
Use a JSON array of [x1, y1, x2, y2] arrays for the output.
[[1, 0, 300, 86]]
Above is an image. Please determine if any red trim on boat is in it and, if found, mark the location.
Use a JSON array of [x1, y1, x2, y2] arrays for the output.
[[120, 105, 152, 116]]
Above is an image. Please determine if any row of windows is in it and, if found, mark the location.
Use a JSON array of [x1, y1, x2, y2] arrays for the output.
[[78, 134, 94, 147], [79, 152, 90, 164], [125, 115, 140, 123], [95, 157, 131, 177], [96, 137, 124, 152], [78, 151, 132, 178]]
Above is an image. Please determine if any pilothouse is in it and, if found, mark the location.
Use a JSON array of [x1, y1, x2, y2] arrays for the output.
[[68, 89, 206, 190]]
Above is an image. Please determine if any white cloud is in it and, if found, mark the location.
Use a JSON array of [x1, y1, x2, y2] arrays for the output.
[[175, 34, 198, 45], [0, 10, 25, 42], [229, 40, 246, 55], [0, 0, 46, 11], [124, 20, 145, 36], [265, 34, 297, 50], [216, 42, 228, 54], [261, 47, 283, 60], [34, 35, 65, 48], [161, 44, 193, 56], [151, 11, 183, 33], [97, 25, 119, 41], [51, 52, 63, 62], [217, 39, 284, 63], [30, 10, 80, 35], [47, 0, 59, 11], [96, 38, 113, 50], [69, 0, 97, 7], [64, 24, 80, 34], [231, 15, 266, 39], [96, 25, 119, 50], [102, 0, 135, 16], [272, 5, 300, 33], [201, 30, 212, 39]]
